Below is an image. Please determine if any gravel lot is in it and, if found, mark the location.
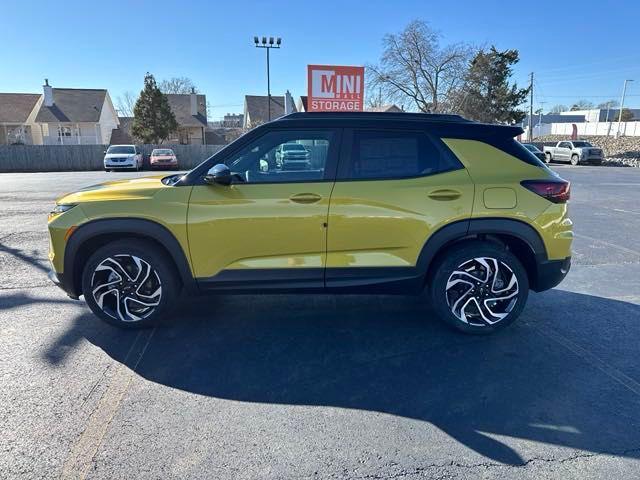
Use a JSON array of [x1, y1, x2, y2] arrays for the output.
[[1, 166, 640, 479]]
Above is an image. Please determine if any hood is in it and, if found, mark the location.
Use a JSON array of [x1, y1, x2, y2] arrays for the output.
[[56, 175, 169, 204], [104, 153, 135, 158]]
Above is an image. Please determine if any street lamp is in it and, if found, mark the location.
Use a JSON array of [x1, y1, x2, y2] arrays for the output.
[[616, 79, 634, 138], [254, 36, 282, 121]]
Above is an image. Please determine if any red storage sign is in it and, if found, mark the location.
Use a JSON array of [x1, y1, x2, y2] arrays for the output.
[[307, 65, 364, 112]]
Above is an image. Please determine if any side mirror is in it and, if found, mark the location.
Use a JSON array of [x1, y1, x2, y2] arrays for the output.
[[204, 163, 232, 186], [103, 150, 107, 154]]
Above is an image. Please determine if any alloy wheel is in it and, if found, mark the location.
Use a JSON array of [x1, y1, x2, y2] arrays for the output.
[[445, 257, 519, 326], [90, 254, 162, 322]]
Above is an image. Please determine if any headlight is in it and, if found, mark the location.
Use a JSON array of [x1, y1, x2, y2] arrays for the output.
[[49, 204, 77, 218]]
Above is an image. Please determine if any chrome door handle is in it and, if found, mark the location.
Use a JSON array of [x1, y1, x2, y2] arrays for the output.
[[289, 193, 322, 204], [428, 189, 462, 201]]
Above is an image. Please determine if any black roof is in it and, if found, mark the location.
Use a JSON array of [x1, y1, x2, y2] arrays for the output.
[[274, 111, 523, 137], [278, 111, 470, 123]]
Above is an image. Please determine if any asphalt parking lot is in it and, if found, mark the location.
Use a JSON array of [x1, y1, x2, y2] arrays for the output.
[[1, 166, 640, 479]]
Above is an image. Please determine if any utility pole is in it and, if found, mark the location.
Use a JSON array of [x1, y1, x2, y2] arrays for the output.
[[254, 36, 282, 122], [529, 72, 534, 141], [616, 79, 633, 138]]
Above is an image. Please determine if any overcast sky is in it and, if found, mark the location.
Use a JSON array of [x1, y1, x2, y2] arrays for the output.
[[2, 0, 639, 119]]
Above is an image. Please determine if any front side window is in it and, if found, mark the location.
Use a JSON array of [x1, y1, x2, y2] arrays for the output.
[[225, 130, 335, 183], [559, 142, 571, 148], [345, 130, 461, 180]]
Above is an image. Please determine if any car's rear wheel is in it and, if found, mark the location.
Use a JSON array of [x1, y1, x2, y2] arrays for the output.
[[81, 239, 180, 328], [429, 242, 529, 334], [571, 154, 580, 166], [545, 153, 552, 164]]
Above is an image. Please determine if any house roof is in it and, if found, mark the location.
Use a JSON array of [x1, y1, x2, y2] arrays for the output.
[[35, 88, 107, 123], [366, 104, 404, 113], [0, 93, 40, 123], [245, 95, 295, 125], [165, 94, 207, 127], [110, 117, 134, 144]]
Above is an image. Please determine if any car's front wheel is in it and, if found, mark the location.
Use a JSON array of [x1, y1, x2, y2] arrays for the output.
[[571, 154, 580, 166], [544, 153, 552, 164], [429, 242, 529, 334], [81, 240, 180, 328]]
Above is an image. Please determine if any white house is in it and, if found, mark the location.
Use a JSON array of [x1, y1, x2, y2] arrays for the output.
[[32, 80, 119, 145], [0, 79, 119, 145], [0, 93, 40, 144]]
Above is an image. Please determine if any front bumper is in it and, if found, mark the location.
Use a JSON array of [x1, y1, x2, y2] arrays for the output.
[[105, 163, 136, 169], [48, 268, 79, 299], [531, 256, 571, 292]]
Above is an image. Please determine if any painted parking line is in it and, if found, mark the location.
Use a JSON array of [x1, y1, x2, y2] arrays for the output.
[[61, 328, 156, 480], [573, 233, 640, 258], [536, 325, 640, 398]]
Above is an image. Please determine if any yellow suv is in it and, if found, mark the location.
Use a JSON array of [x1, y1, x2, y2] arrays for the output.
[[48, 112, 572, 334]]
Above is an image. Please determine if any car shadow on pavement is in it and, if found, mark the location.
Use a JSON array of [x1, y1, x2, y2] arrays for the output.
[[0, 291, 77, 312], [44, 290, 640, 466], [0, 240, 50, 275]]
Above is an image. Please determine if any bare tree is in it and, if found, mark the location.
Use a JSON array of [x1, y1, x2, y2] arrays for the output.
[[597, 99, 619, 109], [115, 91, 137, 117], [570, 99, 594, 111], [549, 104, 568, 113], [367, 20, 472, 113], [159, 77, 199, 94]]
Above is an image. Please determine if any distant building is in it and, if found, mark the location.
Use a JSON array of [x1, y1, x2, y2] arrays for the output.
[[164, 91, 207, 144], [110, 90, 208, 145], [222, 113, 243, 128], [243, 95, 296, 129], [560, 108, 640, 122]]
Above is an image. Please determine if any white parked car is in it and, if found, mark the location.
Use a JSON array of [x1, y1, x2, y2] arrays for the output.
[[103, 145, 144, 171]]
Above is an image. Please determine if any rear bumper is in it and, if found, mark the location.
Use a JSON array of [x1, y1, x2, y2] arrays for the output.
[[531, 256, 571, 292]]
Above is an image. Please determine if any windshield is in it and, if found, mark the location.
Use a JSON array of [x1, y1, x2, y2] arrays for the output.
[[283, 144, 306, 151], [152, 149, 174, 155], [107, 146, 135, 154], [572, 141, 593, 147]]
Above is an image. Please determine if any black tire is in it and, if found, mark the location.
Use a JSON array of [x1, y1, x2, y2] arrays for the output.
[[545, 152, 552, 164], [429, 241, 529, 335], [571, 154, 580, 166], [81, 239, 180, 329]]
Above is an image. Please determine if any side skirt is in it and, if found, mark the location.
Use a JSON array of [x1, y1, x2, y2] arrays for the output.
[[197, 267, 425, 295]]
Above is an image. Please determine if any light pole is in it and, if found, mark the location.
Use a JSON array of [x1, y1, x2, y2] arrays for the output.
[[254, 36, 281, 122], [616, 79, 633, 138]]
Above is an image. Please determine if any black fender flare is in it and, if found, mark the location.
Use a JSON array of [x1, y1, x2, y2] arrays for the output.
[[63, 218, 196, 297], [416, 218, 548, 276]]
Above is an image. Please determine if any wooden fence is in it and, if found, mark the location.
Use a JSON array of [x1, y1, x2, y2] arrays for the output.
[[0, 144, 225, 172]]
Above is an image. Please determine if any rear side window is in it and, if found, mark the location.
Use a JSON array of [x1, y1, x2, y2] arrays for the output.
[[344, 130, 462, 180], [492, 138, 550, 169]]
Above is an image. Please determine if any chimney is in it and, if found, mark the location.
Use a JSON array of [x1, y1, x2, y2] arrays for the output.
[[190, 87, 198, 116], [43, 78, 53, 107]]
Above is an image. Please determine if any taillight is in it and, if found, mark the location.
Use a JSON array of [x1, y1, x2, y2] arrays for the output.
[[521, 179, 570, 203]]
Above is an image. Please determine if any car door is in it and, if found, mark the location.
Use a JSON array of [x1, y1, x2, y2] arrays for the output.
[[326, 128, 474, 289], [187, 128, 341, 289], [557, 142, 571, 161]]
